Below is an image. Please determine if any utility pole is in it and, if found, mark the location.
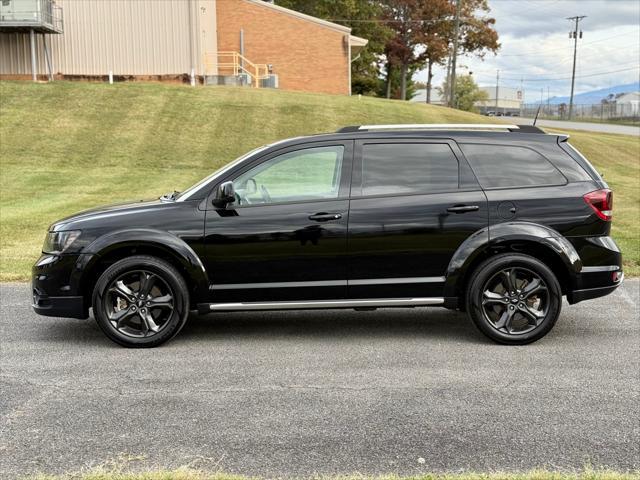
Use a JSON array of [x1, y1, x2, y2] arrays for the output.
[[495, 69, 499, 112], [547, 86, 550, 116], [449, 0, 462, 108], [567, 15, 586, 120], [520, 77, 524, 116]]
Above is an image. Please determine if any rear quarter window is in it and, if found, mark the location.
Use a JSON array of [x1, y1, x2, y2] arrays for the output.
[[561, 142, 605, 183], [460, 144, 567, 189]]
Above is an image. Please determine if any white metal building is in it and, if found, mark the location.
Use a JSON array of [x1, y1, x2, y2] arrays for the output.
[[475, 86, 523, 115]]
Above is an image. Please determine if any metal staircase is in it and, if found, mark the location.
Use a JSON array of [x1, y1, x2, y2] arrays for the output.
[[203, 52, 275, 88]]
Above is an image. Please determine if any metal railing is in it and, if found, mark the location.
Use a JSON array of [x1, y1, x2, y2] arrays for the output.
[[521, 102, 639, 122], [0, 0, 63, 33], [203, 51, 270, 88]]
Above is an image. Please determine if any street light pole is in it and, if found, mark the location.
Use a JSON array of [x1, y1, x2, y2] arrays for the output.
[[567, 15, 586, 120]]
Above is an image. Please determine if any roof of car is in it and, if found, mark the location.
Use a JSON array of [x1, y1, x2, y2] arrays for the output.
[[336, 124, 545, 134], [275, 124, 566, 147]]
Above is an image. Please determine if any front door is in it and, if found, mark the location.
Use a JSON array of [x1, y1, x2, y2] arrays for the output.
[[203, 141, 353, 303], [347, 139, 488, 299]]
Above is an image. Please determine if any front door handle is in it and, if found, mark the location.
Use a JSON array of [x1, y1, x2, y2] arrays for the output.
[[447, 205, 480, 214], [309, 212, 342, 222]]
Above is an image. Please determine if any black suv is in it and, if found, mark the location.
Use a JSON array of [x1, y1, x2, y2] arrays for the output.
[[32, 124, 623, 347]]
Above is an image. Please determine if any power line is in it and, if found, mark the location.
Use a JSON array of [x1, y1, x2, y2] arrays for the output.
[[475, 66, 639, 83], [498, 30, 637, 57], [469, 62, 640, 79]]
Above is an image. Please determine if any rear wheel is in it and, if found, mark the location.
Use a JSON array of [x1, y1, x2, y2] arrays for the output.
[[92, 255, 189, 348], [466, 253, 562, 345]]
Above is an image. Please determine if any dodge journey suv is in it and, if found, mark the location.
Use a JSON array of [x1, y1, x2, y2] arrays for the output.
[[32, 124, 623, 347]]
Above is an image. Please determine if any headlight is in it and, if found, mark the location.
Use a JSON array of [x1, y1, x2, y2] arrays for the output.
[[42, 230, 82, 255]]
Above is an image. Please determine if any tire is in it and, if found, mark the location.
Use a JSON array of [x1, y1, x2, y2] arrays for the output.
[[92, 255, 189, 348], [466, 253, 562, 345]]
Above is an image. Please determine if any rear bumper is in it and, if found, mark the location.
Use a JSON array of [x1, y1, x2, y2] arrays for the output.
[[567, 272, 623, 304], [566, 235, 623, 305]]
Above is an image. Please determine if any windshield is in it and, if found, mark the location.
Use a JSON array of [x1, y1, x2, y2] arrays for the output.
[[177, 145, 270, 201]]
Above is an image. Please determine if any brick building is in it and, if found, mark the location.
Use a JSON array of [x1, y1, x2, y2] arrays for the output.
[[0, 0, 368, 95]]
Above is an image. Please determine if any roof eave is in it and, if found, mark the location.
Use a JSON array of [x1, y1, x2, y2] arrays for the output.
[[244, 0, 351, 34]]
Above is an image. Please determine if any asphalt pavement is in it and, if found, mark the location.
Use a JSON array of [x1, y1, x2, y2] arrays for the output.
[[1, 281, 639, 478], [509, 117, 640, 136]]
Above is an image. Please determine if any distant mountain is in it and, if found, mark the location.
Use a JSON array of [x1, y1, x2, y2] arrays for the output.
[[533, 82, 640, 105]]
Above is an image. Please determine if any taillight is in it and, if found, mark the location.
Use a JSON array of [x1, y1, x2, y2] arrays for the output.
[[583, 189, 613, 221]]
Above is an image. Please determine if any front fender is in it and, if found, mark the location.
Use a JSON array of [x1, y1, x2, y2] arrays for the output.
[[444, 222, 582, 300], [72, 229, 209, 302]]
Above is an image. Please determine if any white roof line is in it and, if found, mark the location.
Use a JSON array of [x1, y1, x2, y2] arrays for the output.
[[243, 0, 351, 34], [349, 35, 368, 47], [358, 124, 519, 130]]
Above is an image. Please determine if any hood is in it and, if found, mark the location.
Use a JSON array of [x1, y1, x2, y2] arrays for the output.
[[50, 198, 173, 232]]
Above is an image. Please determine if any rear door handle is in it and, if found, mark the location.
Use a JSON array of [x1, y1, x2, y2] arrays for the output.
[[447, 205, 480, 213], [309, 212, 342, 222]]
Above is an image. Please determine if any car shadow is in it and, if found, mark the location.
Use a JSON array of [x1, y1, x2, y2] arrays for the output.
[[176, 307, 487, 345], [33, 307, 488, 346]]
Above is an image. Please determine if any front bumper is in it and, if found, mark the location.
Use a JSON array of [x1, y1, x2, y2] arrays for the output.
[[32, 288, 86, 318], [32, 253, 91, 319]]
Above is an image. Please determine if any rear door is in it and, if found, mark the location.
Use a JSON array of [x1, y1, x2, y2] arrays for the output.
[[458, 141, 596, 236], [346, 139, 488, 299]]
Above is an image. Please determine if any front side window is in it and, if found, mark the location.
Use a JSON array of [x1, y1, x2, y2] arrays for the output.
[[460, 144, 567, 189], [232, 146, 344, 206], [361, 143, 459, 196]]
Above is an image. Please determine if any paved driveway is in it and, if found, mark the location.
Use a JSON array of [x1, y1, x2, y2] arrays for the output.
[[1, 281, 639, 478], [509, 117, 640, 136]]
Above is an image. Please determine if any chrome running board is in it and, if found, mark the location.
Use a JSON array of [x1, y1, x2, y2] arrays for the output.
[[206, 297, 444, 312]]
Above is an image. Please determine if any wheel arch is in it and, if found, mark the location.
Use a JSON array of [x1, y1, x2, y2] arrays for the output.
[[73, 229, 209, 307], [444, 222, 582, 308]]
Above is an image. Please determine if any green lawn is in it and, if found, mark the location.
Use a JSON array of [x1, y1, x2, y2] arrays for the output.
[[27, 469, 640, 480], [0, 81, 638, 280]]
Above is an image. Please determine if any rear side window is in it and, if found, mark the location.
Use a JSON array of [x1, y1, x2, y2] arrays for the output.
[[361, 143, 459, 196], [460, 144, 567, 189], [562, 142, 604, 182]]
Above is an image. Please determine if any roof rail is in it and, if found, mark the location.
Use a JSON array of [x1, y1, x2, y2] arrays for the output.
[[336, 124, 546, 134]]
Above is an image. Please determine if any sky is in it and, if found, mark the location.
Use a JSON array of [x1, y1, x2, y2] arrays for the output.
[[415, 0, 640, 102]]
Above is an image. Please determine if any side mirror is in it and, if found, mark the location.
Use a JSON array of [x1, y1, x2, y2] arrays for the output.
[[213, 181, 235, 208]]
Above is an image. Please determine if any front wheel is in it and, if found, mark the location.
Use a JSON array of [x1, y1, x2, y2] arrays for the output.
[[92, 255, 189, 348], [466, 253, 562, 345]]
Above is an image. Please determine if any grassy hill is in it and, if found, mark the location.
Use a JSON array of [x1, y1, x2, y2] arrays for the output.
[[0, 81, 637, 280]]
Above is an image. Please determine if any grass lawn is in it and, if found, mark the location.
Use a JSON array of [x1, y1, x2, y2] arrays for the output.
[[0, 81, 638, 280], [28, 469, 640, 480]]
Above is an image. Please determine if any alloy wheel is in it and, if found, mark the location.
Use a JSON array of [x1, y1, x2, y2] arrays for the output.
[[104, 270, 175, 338], [481, 267, 549, 335]]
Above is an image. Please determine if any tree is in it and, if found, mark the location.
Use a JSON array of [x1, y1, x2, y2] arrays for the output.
[[276, 0, 392, 95], [457, 0, 500, 58], [420, 0, 453, 103], [444, 0, 500, 105], [377, 62, 421, 100], [381, 0, 498, 103], [381, 0, 434, 101], [438, 74, 487, 112]]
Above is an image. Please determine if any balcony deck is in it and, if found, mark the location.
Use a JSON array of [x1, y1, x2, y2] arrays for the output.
[[0, 0, 63, 34]]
